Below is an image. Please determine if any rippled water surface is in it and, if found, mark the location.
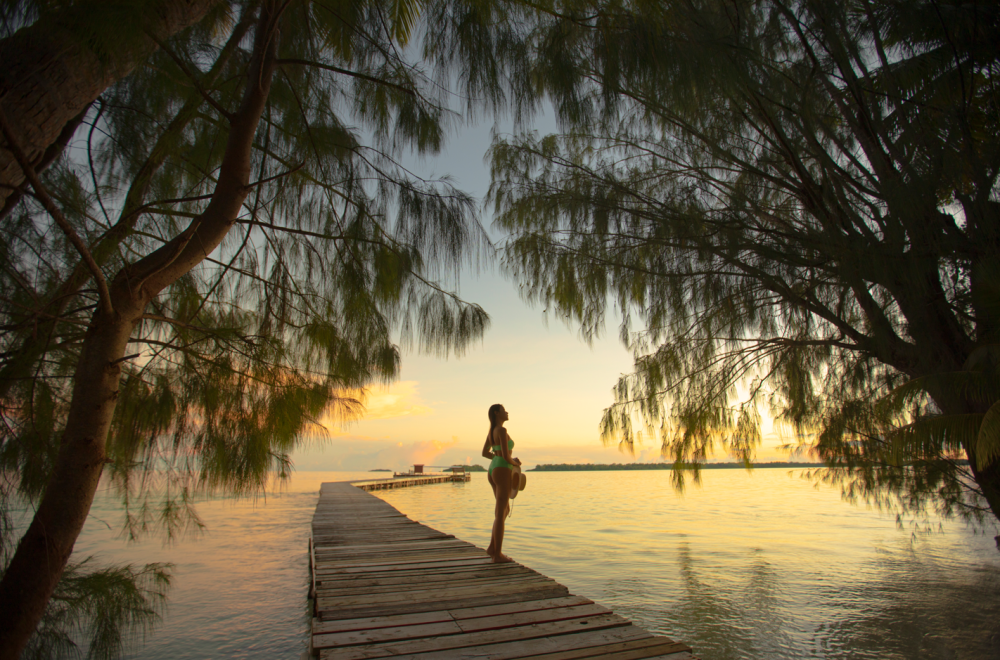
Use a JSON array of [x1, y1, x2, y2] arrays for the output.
[[377, 470, 1000, 660], [71, 468, 1000, 659], [74, 471, 373, 659]]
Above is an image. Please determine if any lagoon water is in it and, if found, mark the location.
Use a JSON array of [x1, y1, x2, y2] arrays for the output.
[[71, 469, 1000, 659]]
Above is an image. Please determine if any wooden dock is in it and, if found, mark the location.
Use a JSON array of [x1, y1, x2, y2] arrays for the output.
[[309, 481, 695, 659], [352, 474, 471, 491]]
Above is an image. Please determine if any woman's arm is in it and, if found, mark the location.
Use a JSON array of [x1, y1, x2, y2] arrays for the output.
[[481, 432, 494, 460]]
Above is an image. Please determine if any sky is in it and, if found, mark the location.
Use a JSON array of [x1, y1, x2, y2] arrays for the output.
[[291, 115, 798, 473]]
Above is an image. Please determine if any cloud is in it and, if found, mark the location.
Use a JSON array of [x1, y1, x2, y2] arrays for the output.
[[293, 435, 459, 471], [395, 437, 460, 468], [317, 381, 433, 432], [360, 381, 433, 420]]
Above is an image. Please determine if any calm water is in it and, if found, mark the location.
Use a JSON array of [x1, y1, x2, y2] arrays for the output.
[[69, 469, 1000, 659]]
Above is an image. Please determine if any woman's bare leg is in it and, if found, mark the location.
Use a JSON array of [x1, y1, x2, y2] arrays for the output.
[[486, 471, 510, 556], [486, 471, 496, 557], [489, 466, 513, 563]]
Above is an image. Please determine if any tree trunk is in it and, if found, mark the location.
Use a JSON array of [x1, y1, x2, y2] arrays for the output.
[[0, 305, 136, 658], [0, 0, 222, 209], [0, 2, 279, 655], [965, 441, 1000, 524], [930, 380, 1000, 524]]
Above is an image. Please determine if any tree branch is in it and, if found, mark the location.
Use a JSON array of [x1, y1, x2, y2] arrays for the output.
[[147, 34, 236, 122], [0, 107, 114, 316], [275, 58, 416, 97]]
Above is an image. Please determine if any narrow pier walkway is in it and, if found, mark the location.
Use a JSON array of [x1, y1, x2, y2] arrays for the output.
[[310, 481, 695, 659]]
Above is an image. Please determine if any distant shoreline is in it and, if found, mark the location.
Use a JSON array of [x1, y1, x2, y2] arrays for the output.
[[529, 461, 827, 471]]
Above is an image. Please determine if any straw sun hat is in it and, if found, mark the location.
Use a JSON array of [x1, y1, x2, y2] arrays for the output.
[[510, 465, 527, 499]]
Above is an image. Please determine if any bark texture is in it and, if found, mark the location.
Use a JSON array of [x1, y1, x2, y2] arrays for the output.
[[0, 2, 279, 656], [0, 0, 222, 208]]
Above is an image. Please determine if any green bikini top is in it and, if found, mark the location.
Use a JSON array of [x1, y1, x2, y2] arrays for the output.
[[491, 438, 513, 453]]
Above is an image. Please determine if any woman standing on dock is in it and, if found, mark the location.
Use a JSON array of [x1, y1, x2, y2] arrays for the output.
[[482, 403, 522, 563]]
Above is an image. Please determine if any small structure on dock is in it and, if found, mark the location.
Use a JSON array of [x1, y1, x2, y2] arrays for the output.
[[392, 464, 471, 482]]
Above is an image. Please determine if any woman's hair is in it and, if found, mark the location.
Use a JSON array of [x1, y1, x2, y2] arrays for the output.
[[487, 403, 504, 430], [483, 403, 504, 459]]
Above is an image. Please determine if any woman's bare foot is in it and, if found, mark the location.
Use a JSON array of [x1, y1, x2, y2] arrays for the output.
[[491, 552, 514, 564]]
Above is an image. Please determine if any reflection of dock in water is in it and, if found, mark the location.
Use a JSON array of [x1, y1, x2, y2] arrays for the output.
[[308, 481, 696, 659]]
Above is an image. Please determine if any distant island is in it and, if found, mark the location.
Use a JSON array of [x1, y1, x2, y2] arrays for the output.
[[368, 468, 392, 472], [530, 461, 827, 471], [464, 464, 487, 472]]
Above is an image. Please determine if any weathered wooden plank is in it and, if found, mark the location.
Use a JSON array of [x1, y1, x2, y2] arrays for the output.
[[313, 550, 487, 568], [314, 531, 454, 545], [314, 539, 473, 554], [313, 603, 612, 649], [314, 568, 532, 590], [316, 535, 470, 544], [318, 614, 637, 659], [315, 572, 550, 597], [315, 556, 496, 576], [454, 604, 611, 633], [316, 571, 547, 592], [511, 636, 691, 660], [314, 620, 463, 649], [444, 595, 596, 621], [315, 562, 529, 585], [317, 576, 561, 609], [320, 625, 654, 660], [316, 586, 571, 620], [313, 534, 454, 545], [311, 596, 595, 635], [317, 555, 520, 573], [319, 571, 556, 594]]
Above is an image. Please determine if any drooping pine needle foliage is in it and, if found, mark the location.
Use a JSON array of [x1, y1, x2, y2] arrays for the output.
[[1, 0, 534, 514], [20, 559, 171, 660], [490, 0, 1000, 523], [0, 0, 536, 651]]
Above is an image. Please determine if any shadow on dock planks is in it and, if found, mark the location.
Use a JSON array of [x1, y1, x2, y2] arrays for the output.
[[309, 481, 696, 659]]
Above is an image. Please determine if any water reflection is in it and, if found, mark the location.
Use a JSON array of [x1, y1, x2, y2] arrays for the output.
[[661, 543, 796, 659], [810, 538, 1000, 659], [72, 471, 374, 659]]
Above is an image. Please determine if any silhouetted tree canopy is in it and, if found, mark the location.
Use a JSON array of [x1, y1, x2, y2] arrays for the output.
[[0, 0, 536, 654], [489, 0, 1000, 525]]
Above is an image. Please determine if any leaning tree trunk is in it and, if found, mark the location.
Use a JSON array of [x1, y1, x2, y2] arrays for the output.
[[0, 3, 280, 656], [929, 373, 1000, 526], [0, 304, 136, 658], [0, 0, 222, 209], [967, 446, 1000, 528]]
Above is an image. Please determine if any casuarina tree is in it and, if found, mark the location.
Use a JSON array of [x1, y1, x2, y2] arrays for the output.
[[0, 0, 536, 656], [489, 0, 1000, 527]]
